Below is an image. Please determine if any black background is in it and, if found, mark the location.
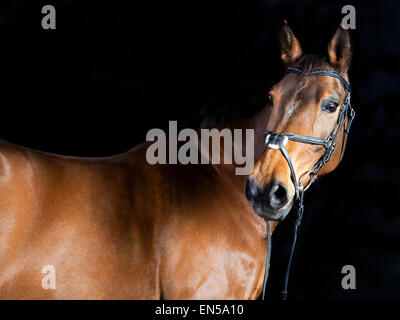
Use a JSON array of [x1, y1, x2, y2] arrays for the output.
[[0, 0, 398, 300]]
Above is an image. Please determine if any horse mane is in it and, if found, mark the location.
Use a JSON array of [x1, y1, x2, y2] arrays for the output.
[[197, 54, 330, 129], [293, 54, 330, 73], [198, 81, 269, 129]]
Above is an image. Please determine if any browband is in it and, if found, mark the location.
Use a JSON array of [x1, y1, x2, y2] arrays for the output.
[[286, 66, 351, 92]]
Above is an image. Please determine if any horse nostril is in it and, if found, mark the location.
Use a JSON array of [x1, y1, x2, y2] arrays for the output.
[[268, 182, 288, 209]]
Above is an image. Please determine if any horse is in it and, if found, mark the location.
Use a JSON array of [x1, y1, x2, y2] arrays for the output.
[[0, 22, 352, 299]]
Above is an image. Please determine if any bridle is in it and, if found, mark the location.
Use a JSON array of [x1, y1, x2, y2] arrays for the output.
[[260, 67, 355, 300]]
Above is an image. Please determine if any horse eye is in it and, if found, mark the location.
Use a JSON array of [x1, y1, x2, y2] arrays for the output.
[[325, 102, 338, 113]]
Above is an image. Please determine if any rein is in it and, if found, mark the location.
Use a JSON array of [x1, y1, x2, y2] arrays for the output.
[[260, 67, 355, 300]]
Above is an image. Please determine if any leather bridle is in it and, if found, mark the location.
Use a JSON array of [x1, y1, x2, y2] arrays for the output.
[[260, 67, 355, 300]]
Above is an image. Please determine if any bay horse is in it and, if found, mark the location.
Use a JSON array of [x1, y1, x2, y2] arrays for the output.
[[0, 23, 352, 299]]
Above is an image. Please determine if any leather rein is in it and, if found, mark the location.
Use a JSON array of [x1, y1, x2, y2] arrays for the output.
[[260, 67, 355, 300]]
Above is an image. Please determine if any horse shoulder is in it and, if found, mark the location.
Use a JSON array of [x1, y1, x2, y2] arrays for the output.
[[153, 162, 267, 299]]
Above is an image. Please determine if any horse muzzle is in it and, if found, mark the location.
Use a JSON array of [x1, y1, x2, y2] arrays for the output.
[[245, 176, 292, 221]]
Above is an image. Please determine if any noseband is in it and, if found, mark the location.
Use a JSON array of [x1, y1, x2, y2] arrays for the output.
[[260, 67, 355, 300]]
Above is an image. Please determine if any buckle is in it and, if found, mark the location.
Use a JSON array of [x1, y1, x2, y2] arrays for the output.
[[265, 133, 288, 150]]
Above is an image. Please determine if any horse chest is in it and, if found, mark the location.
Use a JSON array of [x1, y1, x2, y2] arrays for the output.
[[160, 209, 267, 299]]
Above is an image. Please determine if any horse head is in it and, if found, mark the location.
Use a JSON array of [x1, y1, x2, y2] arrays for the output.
[[246, 22, 354, 221]]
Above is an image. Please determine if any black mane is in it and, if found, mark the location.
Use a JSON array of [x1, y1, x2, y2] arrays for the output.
[[198, 81, 270, 128], [197, 54, 331, 129], [293, 54, 331, 73]]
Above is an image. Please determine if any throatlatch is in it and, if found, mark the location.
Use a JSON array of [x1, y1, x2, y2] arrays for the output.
[[260, 67, 355, 301]]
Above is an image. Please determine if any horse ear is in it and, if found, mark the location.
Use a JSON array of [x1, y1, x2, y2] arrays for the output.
[[327, 25, 351, 71], [279, 21, 303, 66]]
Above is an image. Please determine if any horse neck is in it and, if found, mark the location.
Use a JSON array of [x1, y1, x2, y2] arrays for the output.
[[211, 104, 269, 189]]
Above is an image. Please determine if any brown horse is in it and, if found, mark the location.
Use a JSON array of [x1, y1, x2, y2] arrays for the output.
[[0, 23, 352, 299]]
